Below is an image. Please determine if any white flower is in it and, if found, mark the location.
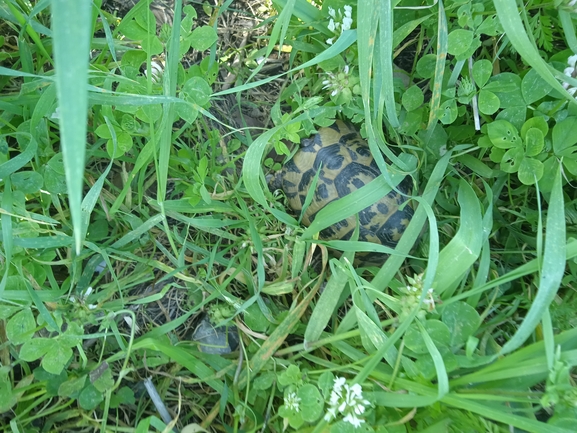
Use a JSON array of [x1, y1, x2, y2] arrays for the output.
[[563, 53, 577, 96], [284, 392, 301, 412], [342, 17, 353, 31], [343, 413, 365, 427], [324, 406, 337, 421], [328, 18, 336, 32], [325, 377, 370, 428], [325, 5, 354, 45]]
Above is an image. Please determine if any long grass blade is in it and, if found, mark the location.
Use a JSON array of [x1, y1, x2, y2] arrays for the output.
[[51, 0, 92, 254], [499, 162, 566, 356], [432, 180, 484, 296]]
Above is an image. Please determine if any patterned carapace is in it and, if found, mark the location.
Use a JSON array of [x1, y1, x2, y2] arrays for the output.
[[270, 121, 414, 265]]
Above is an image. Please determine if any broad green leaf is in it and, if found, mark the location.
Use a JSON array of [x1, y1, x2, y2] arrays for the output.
[[552, 116, 577, 156], [42, 341, 73, 375], [92, 367, 114, 393], [135, 104, 162, 123], [442, 302, 481, 347], [110, 386, 136, 409], [489, 146, 505, 163], [518, 158, 544, 185], [522, 68, 552, 105], [189, 26, 218, 51], [438, 98, 458, 124], [134, 8, 156, 34], [472, 59, 492, 87], [180, 76, 211, 106], [58, 375, 87, 398], [416, 54, 437, 79], [416, 322, 450, 397], [34, 367, 68, 397], [279, 404, 304, 429], [500, 147, 524, 173], [404, 320, 451, 354], [6, 308, 35, 345], [477, 89, 499, 115], [538, 157, 559, 193], [524, 128, 544, 157], [10, 171, 43, 194], [402, 85, 424, 112], [105, 131, 133, 158], [0, 370, 15, 413], [78, 383, 104, 410], [563, 157, 577, 177], [487, 119, 521, 149], [298, 384, 324, 422], [484, 73, 524, 108], [447, 29, 474, 56], [19, 337, 53, 361], [477, 14, 500, 36], [520, 116, 549, 139]]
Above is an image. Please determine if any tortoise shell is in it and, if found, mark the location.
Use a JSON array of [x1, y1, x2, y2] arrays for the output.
[[270, 121, 414, 264]]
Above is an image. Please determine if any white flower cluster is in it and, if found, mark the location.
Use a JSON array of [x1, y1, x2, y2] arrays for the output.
[[326, 5, 353, 45], [562, 54, 577, 97], [324, 377, 370, 428], [284, 392, 301, 412], [322, 65, 351, 97], [399, 273, 438, 320]]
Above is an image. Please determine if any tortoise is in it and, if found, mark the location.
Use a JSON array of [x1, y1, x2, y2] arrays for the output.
[[269, 121, 414, 265]]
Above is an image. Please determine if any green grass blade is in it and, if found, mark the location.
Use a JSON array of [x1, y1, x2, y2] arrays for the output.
[[51, 0, 92, 254], [304, 266, 348, 346], [559, 10, 577, 54], [301, 172, 406, 239], [377, 0, 399, 127], [357, 0, 378, 121], [417, 321, 448, 399], [0, 133, 37, 179], [442, 393, 573, 433], [426, 0, 448, 131], [432, 180, 484, 297], [0, 179, 14, 299], [372, 149, 453, 289], [499, 162, 566, 357]]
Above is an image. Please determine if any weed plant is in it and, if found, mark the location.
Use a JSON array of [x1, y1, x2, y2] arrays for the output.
[[1, 0, 577, 432]]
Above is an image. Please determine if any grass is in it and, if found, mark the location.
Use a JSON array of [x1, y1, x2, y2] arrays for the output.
[[1, 0, 577, 432]]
